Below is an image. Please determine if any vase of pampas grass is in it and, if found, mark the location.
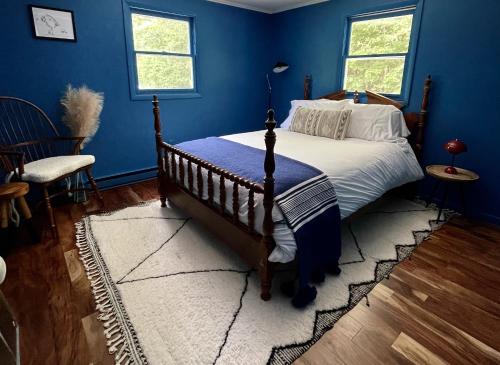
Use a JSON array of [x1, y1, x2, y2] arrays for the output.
[[61, 85, 104, 203]]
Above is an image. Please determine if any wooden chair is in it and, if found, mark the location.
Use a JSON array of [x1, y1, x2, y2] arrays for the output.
[[0, 96, 103, 237]]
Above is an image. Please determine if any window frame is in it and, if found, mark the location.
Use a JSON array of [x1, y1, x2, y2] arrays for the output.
[[123, 1, 200, 100], [340, 1, 423, 103]]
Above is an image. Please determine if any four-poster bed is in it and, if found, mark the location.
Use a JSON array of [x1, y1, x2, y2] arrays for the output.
[[152, 75, 432, 301]]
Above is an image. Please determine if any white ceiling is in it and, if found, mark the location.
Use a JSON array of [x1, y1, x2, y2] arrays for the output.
[[207, 0, 329, 14]]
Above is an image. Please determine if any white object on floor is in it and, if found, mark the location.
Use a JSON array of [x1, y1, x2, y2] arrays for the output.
[[19, 155, 95, 183], [76, 197, 446, 365], [0, 257, 6, 284]]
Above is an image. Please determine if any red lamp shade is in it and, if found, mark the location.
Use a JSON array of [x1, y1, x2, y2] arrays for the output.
[[443, 139, 467, 155], [443, 139, 467, 174]]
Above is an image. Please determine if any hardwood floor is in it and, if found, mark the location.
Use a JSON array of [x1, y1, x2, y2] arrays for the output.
[[1, 180, 499, 365]]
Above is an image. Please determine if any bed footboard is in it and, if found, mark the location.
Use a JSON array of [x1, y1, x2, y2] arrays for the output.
[[152, 96, 277, 300]]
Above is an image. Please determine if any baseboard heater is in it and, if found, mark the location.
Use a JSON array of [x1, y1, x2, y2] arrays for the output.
[[91, 166, 158, 189]]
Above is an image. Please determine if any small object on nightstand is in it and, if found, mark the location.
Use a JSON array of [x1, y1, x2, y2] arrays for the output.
[[426, 164, 479, 221], [0, 182, 38, 243], [443, 139, 467, 175]]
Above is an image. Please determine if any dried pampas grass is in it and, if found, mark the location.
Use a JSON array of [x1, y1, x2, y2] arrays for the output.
[[61, 85, 104, 149]]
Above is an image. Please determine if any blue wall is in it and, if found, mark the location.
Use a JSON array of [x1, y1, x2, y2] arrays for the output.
[[0, 0, 272, 183], [1, 0, 499, 223], [271, 0, 500, 224]]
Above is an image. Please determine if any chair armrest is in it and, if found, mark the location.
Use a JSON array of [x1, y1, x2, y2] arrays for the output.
[[0, 150, 25, 176]]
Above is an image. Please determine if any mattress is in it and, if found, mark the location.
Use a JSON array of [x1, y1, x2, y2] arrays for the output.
[[171, 129, 424, 263]]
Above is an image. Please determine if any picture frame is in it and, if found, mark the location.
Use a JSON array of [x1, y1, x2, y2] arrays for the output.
[[29, 5, 77, 42]]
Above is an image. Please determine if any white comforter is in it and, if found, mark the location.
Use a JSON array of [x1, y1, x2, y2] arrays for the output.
[[173, 129, 424, 263]]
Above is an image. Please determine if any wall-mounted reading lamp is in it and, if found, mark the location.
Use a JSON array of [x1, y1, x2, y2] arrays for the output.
[[267, 61, 289, 110]]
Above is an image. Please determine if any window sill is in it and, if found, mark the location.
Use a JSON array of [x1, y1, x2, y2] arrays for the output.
[[131, 92, 202, 101]]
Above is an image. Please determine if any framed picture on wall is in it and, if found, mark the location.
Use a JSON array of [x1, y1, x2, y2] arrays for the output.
[[29, 5, 77, 42]]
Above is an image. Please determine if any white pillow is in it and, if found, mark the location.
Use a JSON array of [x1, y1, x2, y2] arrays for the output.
[[280, 99, 410, 141], [344, 103, 410, 141], [280, 99, 351, 129]]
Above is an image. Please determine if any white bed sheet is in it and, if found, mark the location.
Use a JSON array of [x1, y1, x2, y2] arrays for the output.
[[171, 129, 424, 263]]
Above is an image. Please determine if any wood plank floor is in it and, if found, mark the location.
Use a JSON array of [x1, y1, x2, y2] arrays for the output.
[[1, 180, 499, 365]]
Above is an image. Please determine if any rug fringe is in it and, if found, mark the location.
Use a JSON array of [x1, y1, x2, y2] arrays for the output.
[[75, 220, 140, 365]]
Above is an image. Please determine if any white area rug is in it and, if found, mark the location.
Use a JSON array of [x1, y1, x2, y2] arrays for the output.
[[76, 197, 448, 365]]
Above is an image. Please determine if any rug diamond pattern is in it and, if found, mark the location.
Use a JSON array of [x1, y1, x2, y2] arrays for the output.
[[77, 198, 445, 365]]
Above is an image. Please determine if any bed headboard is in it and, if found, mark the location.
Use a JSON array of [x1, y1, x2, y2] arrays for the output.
[[303, 75, 432, 161]]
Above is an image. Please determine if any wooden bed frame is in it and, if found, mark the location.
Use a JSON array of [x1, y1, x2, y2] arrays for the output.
[[152, 75, 432, 301], [303, 75, 432, 160]]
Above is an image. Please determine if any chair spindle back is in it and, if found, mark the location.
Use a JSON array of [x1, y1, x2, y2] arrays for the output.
[[0, 97, 61, 171]]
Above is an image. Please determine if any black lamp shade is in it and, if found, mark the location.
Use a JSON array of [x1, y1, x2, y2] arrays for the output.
[[273, 62, 289, 73]]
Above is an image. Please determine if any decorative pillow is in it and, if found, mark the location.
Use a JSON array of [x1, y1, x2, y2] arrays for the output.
[[280, 99, 352, 129], [290, 107, 352, 140]]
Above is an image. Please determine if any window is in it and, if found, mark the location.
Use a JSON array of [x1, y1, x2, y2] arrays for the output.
[[342, 6, 420, 98], [124, 5, 198, 99]]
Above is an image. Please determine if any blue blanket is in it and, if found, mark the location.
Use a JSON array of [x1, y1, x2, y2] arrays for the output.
[[177, 137, 342, 293]]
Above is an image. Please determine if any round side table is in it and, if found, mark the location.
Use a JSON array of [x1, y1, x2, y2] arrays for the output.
[[426, 165, 479, 221], [0, 182, 38, 242]]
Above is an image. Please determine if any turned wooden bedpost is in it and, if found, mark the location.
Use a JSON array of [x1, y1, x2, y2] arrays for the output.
[[153, 96, 167, 207], [260, 109, 277, 301], [414, 75, 432, 161], [304, 75, 312, 100]]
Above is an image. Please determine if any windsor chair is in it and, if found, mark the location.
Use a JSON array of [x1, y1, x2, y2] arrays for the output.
[[0, 96, 103, 238]]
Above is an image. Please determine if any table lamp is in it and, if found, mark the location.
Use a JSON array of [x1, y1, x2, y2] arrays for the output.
[[443, 139, 467, 174]]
